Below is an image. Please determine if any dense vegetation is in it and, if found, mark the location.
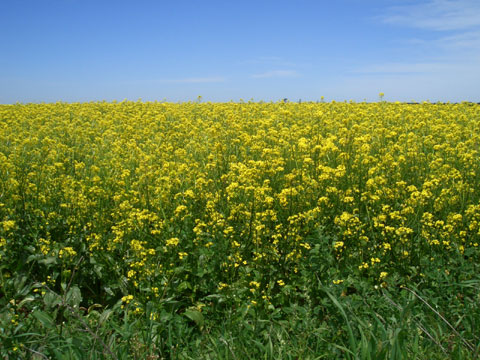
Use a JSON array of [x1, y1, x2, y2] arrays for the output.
[[1, 101, 479, 359]]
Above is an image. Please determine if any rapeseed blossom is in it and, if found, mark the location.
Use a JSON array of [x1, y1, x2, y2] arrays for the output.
[[0, 100, 479, 312]]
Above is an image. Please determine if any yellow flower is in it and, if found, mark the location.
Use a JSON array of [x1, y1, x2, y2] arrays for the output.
[[2, 220, 15, 232], [58, 247, 77, 258], [166, 237, 179, 247], [249, 281, 260, 288], [218, 282, 228, 290], [121, 295, 134, 304]]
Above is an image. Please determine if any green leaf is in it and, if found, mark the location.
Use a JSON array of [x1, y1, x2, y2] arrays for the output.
[[184, 309, 204, 327], [103, 286, 114, 296], [39, 256, 57, 266], [88, 303, 103, 313], [99, 309, 113, 326], [324, 288, 357, 352], [44, 291, 62, 308], [66, 286, 82, 308], [17, 295, 35, 308], [32, 310, 55, 329], [178, 281, 192, 292], [94, 264, 103, 277], [13, 275, 27, 292], [26, 254, 43, 263]]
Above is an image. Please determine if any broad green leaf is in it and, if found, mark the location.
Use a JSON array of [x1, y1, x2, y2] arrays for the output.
[[184, 309, 204, 327], [66, 286, 82, 308], [32, 310, 55, 329], [44, 291, 61, 308]]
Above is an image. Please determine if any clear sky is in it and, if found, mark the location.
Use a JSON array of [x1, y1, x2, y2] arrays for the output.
[[1, 0, 479, 103]]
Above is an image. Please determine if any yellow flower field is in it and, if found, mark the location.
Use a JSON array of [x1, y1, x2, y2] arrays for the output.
[[1, 100, 479, 309]]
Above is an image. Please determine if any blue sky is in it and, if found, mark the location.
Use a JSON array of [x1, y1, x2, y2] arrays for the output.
[[1, 0, 479, 103]]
